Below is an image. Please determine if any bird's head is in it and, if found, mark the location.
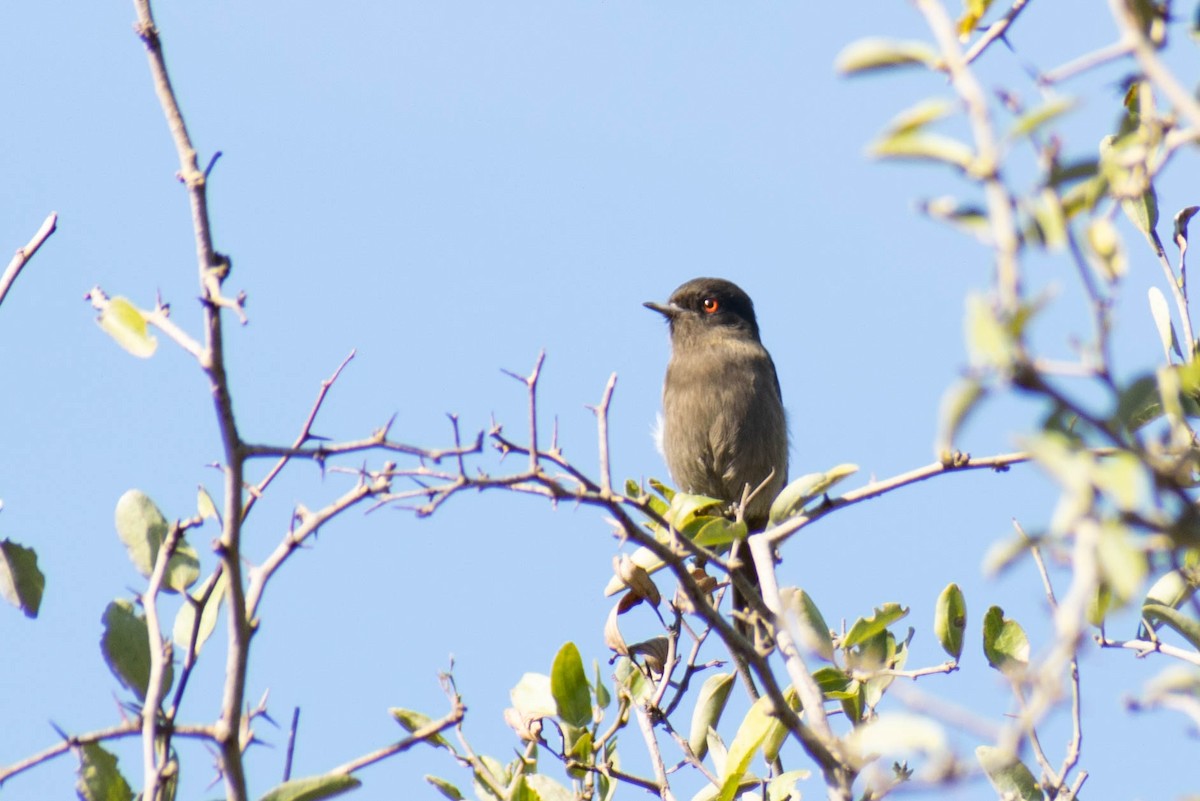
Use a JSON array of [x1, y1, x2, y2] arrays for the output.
[[644, 277, 762, 346]]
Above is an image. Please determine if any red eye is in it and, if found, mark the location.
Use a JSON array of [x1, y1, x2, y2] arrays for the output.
[[702, 297, 720, 314]]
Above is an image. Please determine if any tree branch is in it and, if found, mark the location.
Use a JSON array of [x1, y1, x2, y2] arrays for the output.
[[0, 212, 57, 310]]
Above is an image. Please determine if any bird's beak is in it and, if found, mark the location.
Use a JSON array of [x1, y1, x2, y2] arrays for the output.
[[643, 301, 679, 319]]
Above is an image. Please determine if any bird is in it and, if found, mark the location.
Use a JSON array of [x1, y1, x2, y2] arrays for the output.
[[645, 277, 788, 637]]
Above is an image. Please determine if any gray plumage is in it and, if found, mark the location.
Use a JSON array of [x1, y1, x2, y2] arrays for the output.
[[645, 277, 788, 528]]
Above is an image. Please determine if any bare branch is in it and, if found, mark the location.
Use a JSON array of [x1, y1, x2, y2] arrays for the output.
[[0, 212, 57, 309], [962, 0, 1032, 65]]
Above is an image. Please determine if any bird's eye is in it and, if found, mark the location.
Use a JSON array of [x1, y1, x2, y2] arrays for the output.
[[702, 297, 720, 314]]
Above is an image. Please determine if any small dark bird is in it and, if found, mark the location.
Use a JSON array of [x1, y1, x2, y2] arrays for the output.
[[645, 277, 788, 635]]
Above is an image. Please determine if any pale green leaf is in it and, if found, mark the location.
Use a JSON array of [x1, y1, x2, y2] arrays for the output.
[[918, 196, 990, 242], [1141, 602, 1200, 650], [976, 746, 1045, 801], [780, 587, 835, 661], [880, 98, 957, 137], [869, 131, 974, 170], [843, 603, 909, 649], [256, 774, 361, 801], [766, 770, 811, 801], [97, 296, 157, 358], [1148, 286, 1180, 362], [1086, 218, 1127, 282], [197, 485, 219, 521], [390, 707, 450, 748], [835, 38, 939, 75], [426, 776, 465, 801], [965, 293, 1013, 369], [769, 464, 858, 525], [689, 673, 735, 760], [717, 696, 775, 801], [1009, 97, 1077, 140], [114, 489, 168, 578], [935, 379, 985, 460], [849, 714, 948, 761], [982, 606, 1029, 677], [164, 538, 200, 594], [172, 570, 228, 655]]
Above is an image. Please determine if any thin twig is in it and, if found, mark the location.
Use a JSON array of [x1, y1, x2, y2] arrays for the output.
[[0, 212, 57, 309], [242, 350, 357, 522], [963, 0, 1032, 65], [765, 450, 1038, 548], [330, 698, 465, 776], [283, 707, 300, 782]]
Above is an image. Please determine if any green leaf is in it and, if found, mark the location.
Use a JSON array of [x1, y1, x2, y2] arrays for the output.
[[935, 378, 985, 460], [1096, 522, 1147, 604], [390, 707, 450, 749], [1140, 558, 1200, 637], [982, 606, 1029, 677], [813, 666, 855, 699], [717, 696, 775, 801], [593, 660, 611, 710], [869, 131, 974, 171], [96, 296, 157, 358], [164, 538, 200, 593], [762, 687, 801, 763], [843, 603, 909, 649], [1114, 374, 1166, 431], [197, 485, 220, 521], [1085, 218, 1127, 282], [1148, 286, 1181, 363], [1008, 97, 1077, 140], [766, 770, 811, 801], [508, 671, 556, 732], [780, 587, 834, 661], [917, 197, 991, 242], [75, 742, 134, 801], [880, 98, 957, 138], [849, 714, 948, 761], [975, 746, 1045, 801], [526, 775, 574, 801], [692, 517, 746, 548], [426, 776, 465, 801], [835, 38, 939, 75], [551, 642, 592, 729], [689, 673, 735, 760], [256, 774, 361, 801], [1141, 602, 1200, 650], [172, 570, 228, 655], [100, 598, 172, 703], [114, 489, 168, 578], [665, 492, 723, 528], [0, 538, 44, 617], [964, 293, 1014, 370], [934, 583, 966, 660], [1121, 184, 1160, 250], [768, 464, 859, 525]]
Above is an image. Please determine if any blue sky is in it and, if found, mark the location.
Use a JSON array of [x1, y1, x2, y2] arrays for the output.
[[2, 2, 1197, 800]]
